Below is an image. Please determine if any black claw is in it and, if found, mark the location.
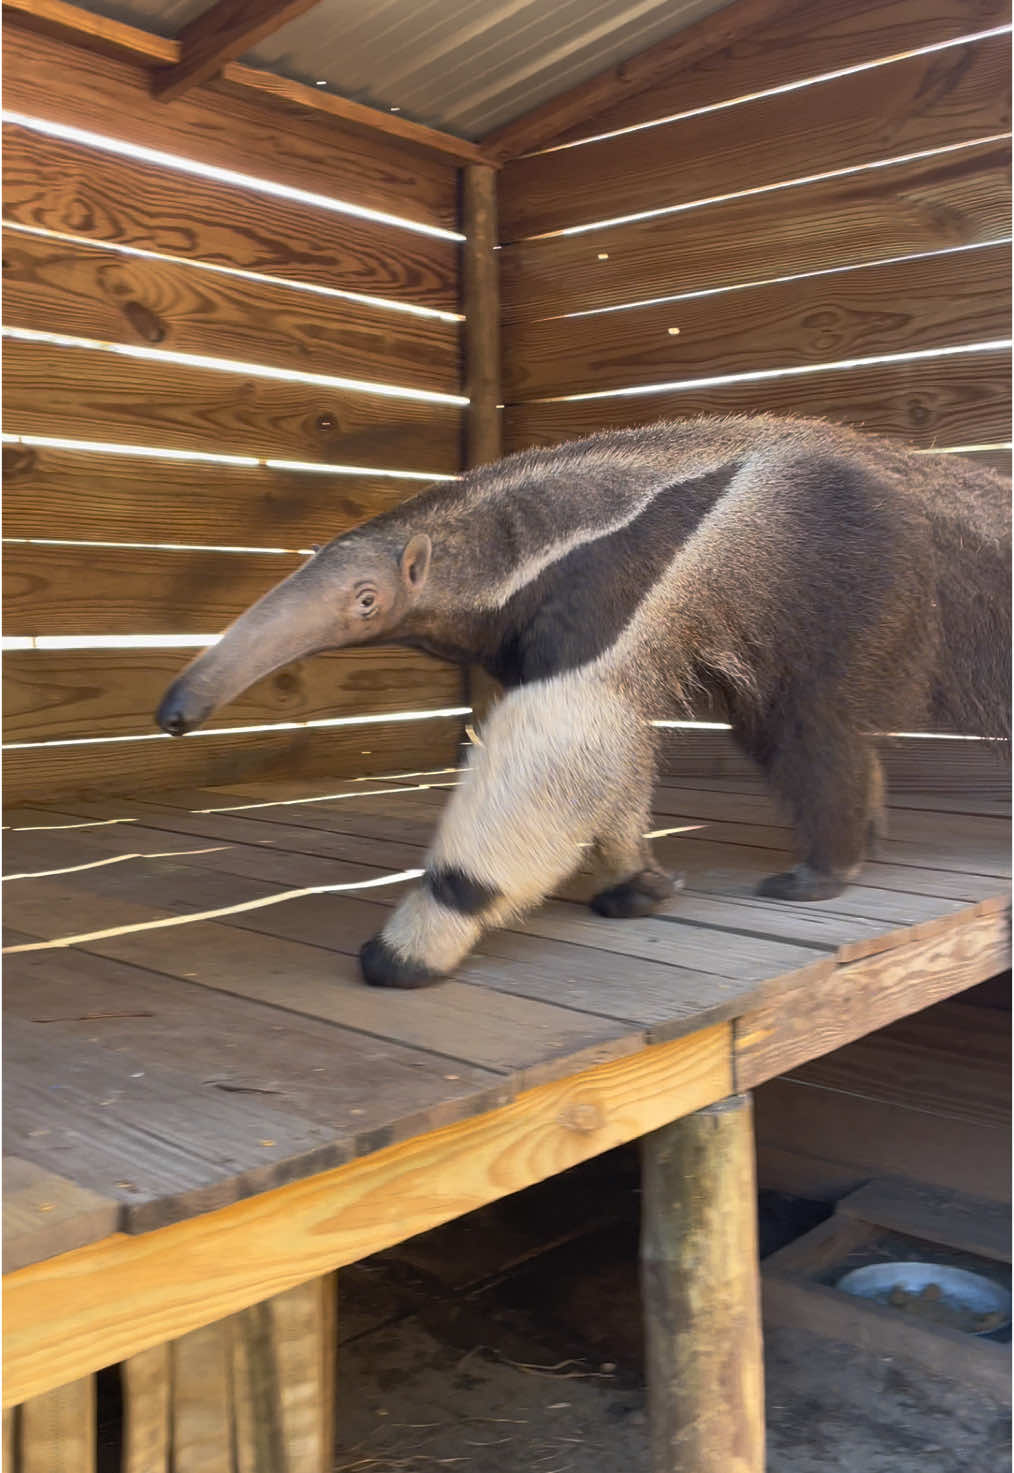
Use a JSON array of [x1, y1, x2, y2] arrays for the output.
[[359, 934, 445, 989], [756, 865, 846, 902], [590, 869, 683, 919]]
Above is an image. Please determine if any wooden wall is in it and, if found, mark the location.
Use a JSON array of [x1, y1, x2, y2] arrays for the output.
[[2, 25, 468, 805], [499, 0, 1012, 468]]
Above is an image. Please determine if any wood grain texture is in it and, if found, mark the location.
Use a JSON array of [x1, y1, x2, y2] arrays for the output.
[[2, 1026, 732, 1406], [153, 0, 325, 101], [546, 0, 1012, 149], [3, 647, 462, 743], [2, 25, 458, 232], [942, 446, 1012, 473], [479, 0, 790, 160], [3, 229, 462, 394], [504, 243, 1011, 399], [19, 1376, 96, 1473], [501, 32, 1011, 240], [2, 126, 459, 312], [641, 1095, 764, 1473], [2, 715, 464, 805], [3, 1158, 119, 1274], [2, 340, 462, 471], [3, 543, 303, 636], [504, 349, 1012, 453], [3, 0, 178, 61], [500, 140, 1011, 321], [1, 444, 427, 548], [836, 1176, 1012, 1262], [462, 165, 503, 467], [171, 1322, 231, 1473], [122, 1344, 171, 1473], [735, 907, 1011, 1089]]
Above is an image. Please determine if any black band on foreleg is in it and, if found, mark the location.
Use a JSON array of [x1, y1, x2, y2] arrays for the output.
[[425, 865, 502, 915], [360, 935, 444, 989]]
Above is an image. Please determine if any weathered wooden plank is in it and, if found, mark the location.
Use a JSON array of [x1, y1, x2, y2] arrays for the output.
[[172, 1322, 231, 1473], [734, 908, 1011, 1088], [786, 997, 1012, 1125], [641, 1095, 764, 1473], [18, 1376, 95, 1473], [122, 1344, 171, 1473], [2, 715, 463, 806], [836, 1176, 1012, 1262], [3, 1409, 16, 1471], [3, 229, 462, 394], [2, 1025, 733, 1406], [501, 140, 1011, 321], [502, 32, 1010, 238], [231, 1275, 336, 1473], [1, 443, 424, 548], [2, 25, 459, 232], [3, 960, 509, 1230], [3, 647, 462, 743], [504, 243, 1011, 399], [546, 0, 1011, 150], [2, 126, 459, 314], [505, 349, 1012, 454], [3, 1157, 119, 1274], [2, 340, 463, 471]]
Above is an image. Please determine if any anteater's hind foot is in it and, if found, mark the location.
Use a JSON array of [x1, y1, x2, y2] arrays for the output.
[[756, 862, 857, 902], [591, 867, 683, 918]]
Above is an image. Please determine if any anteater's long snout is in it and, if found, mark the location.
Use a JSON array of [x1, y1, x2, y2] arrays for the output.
[[154, 559, 337, 738]]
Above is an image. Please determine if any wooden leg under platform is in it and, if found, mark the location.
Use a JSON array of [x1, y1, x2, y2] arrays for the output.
[[641, 1094, 765, 1473], [8, 1274, 337, 1473]]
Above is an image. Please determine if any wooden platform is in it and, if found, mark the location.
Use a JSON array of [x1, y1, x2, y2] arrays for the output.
[[3, 763, 1011, 1408]]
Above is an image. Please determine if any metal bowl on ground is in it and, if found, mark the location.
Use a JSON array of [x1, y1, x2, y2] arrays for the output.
[[837, 1261, 1011, 1336]]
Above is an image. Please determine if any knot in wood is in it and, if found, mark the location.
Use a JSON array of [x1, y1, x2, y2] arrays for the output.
[[557, 1098, 604, 1134], [123, 299, 167, 343]]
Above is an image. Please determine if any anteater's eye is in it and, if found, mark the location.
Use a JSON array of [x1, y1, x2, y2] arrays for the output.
[[358, 591, 376, 610]]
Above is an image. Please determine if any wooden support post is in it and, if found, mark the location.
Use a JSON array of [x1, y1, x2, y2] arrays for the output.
[[123, 1344, 171, 1473], [641, 1094, 764, 1473], [461, 162, 505, 728], [18, 1375, 96, 1473]]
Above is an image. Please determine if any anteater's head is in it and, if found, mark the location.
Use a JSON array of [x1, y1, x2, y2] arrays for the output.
[[155, 530, 431, 736]]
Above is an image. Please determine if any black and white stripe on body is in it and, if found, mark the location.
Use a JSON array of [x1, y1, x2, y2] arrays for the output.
[[153, 415, 1011, 989]]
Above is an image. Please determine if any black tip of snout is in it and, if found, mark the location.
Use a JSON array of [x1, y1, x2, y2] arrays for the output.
[[155, 681, 206, 738]]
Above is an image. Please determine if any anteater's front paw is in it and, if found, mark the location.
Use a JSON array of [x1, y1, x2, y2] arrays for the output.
[[590, 868, 684, 919], [756, 864, 846, 902], [359, 934, 446, 988]]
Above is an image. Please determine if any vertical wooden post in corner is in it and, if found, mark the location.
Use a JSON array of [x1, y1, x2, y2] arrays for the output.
[[461, 162, 504, 728], [641, 1094, 765, 1473]]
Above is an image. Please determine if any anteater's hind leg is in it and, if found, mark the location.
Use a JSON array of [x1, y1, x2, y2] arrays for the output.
[[740, 714, 885, 901], [360, 676, 662, 987], [589, 798, 683, 919]]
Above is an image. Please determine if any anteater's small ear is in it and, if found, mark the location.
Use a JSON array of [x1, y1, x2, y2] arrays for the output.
[[400, 532, 432, 592]]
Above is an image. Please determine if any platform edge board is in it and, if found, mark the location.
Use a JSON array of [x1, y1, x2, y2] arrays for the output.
[[3, 1159, 120, 1275], [734, 905, 1012, 1090], [1, 1023, 732, 1407]]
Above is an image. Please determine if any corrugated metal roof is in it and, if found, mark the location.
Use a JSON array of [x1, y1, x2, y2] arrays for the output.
[[69, 0, 735, 139]]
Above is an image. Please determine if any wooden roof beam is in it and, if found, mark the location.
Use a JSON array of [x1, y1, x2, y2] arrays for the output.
[[2, 0, 495, 165], [480, 0, 790, 162], [152, 0, 327, 101]]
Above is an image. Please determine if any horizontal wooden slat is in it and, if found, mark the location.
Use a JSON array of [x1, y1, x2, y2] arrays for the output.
[[2, 25, 458, 233], [3, 231, 461, 395], [1, 445, 425, 547], [546, 0, 1011, 150], [3, 544, 301, 636], [501, 33, 1010, 240], [3, 127, 459, 311], [3, 647, 463, 743], [1, 715, 464, 806], [2, 341, 462, 471], [504, 243, 1011, 400], [503, 348, 1012, 452], [934, 446, 1012, 473], [501, 140, 1011, 321]]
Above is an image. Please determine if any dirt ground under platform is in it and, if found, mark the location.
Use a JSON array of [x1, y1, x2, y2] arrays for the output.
[[333, 1154, 1011, 1473]]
